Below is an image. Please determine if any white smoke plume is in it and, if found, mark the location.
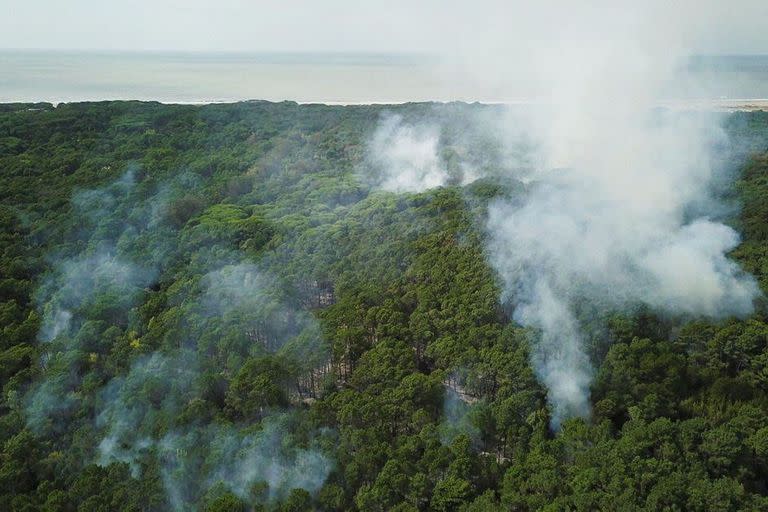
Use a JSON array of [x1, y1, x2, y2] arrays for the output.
[[357, 3, 764, 427], [366, 113, 447, 192], [475, 5, 762, 426], [365, 113, 482, 193]]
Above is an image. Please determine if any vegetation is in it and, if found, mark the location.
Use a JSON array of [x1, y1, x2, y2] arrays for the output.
[[1, 100, 768, 511]]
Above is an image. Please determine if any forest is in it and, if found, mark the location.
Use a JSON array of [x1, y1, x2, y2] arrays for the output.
[[2, 100, 768, 511]]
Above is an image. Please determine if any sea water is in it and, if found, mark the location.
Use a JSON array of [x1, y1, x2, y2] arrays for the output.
[[1, 50, 767, 104]]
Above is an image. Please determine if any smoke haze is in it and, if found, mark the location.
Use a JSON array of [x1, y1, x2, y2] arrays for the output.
[[481, 6, 761, 426], [27, 171, 333, 508], [360, 4, 763, 427]]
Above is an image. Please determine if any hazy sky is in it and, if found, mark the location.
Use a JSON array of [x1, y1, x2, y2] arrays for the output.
[[2, 0, 768, 55]]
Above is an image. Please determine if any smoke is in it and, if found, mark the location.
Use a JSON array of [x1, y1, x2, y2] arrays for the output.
[[38, 308, 72, 343], [356, 5, 763, 427], [476, 6, 762, 426], [440, 387, 481, 448], [26, 171, 174, 432], [27, 170, 333, 508], [365, 113, 447, 192], [365, 112, 484, 193], [37, 251, 153, 342], [95, 352, 199, 476], [198, 416, 331, 503], [200, 262, 329, 368], [96, 351, 331, 510], [485, 124, 759, 426], [90, 259, 331, 507]]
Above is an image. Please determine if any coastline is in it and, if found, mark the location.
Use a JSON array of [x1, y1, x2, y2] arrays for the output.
[[19, 98, 768, 111], [660, 98, 768, 112]]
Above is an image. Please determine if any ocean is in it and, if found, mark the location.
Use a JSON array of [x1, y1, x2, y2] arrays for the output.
[[1, 50, 768, 105]]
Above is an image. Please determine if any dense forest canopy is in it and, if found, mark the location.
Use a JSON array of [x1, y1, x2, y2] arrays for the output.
[[1, 100, 768, 511]]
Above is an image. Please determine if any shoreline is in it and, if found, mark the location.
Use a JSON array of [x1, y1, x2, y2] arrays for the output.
[[660, 99, 768, 112], [3, 97, 768, 111]]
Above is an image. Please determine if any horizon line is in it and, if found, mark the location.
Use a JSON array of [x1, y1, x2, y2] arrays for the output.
[[2, 48, 768, 59]]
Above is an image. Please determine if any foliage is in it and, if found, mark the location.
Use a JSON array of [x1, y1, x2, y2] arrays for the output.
[[0, 101, 768, 511]]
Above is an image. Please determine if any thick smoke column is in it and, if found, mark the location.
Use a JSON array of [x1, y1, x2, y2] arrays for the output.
[[482, 6, 761, 426], [360, 6, 762, 427]]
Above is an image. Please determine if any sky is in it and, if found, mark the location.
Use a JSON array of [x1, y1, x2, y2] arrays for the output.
[[2, 0, 768, 55]]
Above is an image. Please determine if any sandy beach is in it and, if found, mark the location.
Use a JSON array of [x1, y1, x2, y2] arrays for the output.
[[664, 98, 768, 111]]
